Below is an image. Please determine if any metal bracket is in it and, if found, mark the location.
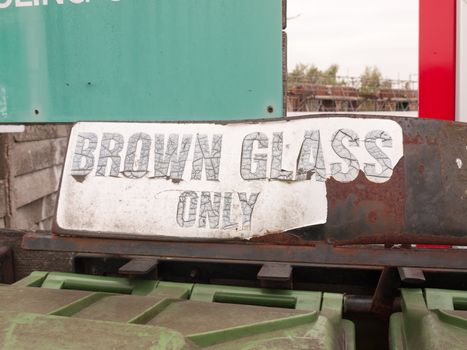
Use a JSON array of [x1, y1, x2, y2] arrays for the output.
[[257, 263, 293, 289], [118, 258, 159, 276], [398, 267, 426, 284], [370, 267, 400, 318]]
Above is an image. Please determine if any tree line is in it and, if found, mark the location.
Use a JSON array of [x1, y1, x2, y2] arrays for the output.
[[288, 64, 413, 93]]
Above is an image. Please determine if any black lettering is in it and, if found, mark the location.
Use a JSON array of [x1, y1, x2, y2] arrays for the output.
[[123, 133, 151, 179], [364, 130, 393, 182], [296, 130, 326, 181], [330, 129, 360, 183], [198, 191, 221, 229], [270, 132, 293, 180], [191, 134, 223, 181], [240, 132, 268, 180], [96, 133, 124, 177], [176, 191, 198, 228], [71, 132, 98, 176], [238, 192, 260, 230], [222, 192, 238, 230], [154, 134, 193, 180]]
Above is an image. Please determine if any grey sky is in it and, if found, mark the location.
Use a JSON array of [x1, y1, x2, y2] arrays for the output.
[[286, 0, 418, 81]]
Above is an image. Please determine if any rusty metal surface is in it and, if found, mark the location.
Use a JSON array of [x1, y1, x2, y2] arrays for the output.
[[323, 165, 406, 242], [22, 232, 467, 270], [287, 115, 467, 245]]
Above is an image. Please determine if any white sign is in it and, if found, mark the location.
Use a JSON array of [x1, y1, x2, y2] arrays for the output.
[[56, 118, 404, 239]]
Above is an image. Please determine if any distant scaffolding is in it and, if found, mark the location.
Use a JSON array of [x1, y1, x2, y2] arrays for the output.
[[287, 77, 418, 112]]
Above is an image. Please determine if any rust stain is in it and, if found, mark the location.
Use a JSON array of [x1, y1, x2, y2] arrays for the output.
[[250, 232, 315, 246], [325, 160, 406, 240], [417, 163, 425, 175], [367, 211, 378, 224], [336, 233, 467, 246], [426, 137, 438, 145], [404, 133, 424, 145], [403, 134, 438, 146]]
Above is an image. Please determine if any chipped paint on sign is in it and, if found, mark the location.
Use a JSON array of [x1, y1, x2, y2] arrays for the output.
[[56, 118, 404, 239]]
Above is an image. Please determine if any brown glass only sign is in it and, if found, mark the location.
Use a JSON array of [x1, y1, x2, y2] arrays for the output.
[[56, 118, 403, 239]]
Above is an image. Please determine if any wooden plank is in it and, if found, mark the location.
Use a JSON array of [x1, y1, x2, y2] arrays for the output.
[[11, 207, 40, 230], [0, 181, 7, 218], [14, 125, 71, 142], [0, 134, 10, 180], [11, 138, 68, 176], [13, 166, 61, 208], [41, 192, 57, 219], [283, 31, 287, 116], [10, 193, 57, 230], [282, 0, 287, 29], [38, 217, 54, 231]]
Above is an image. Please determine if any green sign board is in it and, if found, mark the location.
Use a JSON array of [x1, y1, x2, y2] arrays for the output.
[[0, 0, 284, 123]]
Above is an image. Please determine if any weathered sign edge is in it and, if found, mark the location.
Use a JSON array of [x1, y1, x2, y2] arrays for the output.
[[52, 113, 412, 241]]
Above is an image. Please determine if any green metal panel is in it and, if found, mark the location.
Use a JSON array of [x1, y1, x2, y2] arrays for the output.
[[0, 272, 355, 349], [389, 288, 467, 350], [0, 0, 283, 123]]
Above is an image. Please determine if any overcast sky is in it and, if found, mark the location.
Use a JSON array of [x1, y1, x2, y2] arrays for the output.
[[286, 0, 418, 81]]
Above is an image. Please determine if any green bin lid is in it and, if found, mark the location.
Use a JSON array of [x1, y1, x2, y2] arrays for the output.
[[0, 271, 355, 349]]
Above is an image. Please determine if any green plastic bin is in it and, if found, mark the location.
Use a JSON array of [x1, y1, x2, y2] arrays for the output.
[[0, 271, 355, 349], [390, 288, 467, 350]]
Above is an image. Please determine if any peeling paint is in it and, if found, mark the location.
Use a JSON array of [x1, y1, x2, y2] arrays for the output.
[[57, 118, 404, 239]]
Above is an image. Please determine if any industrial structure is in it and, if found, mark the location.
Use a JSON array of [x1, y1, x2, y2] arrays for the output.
[[287, 82, 418, 113]]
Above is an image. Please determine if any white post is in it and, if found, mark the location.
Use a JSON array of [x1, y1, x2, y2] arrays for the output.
[[457, 0, 467, 122]]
